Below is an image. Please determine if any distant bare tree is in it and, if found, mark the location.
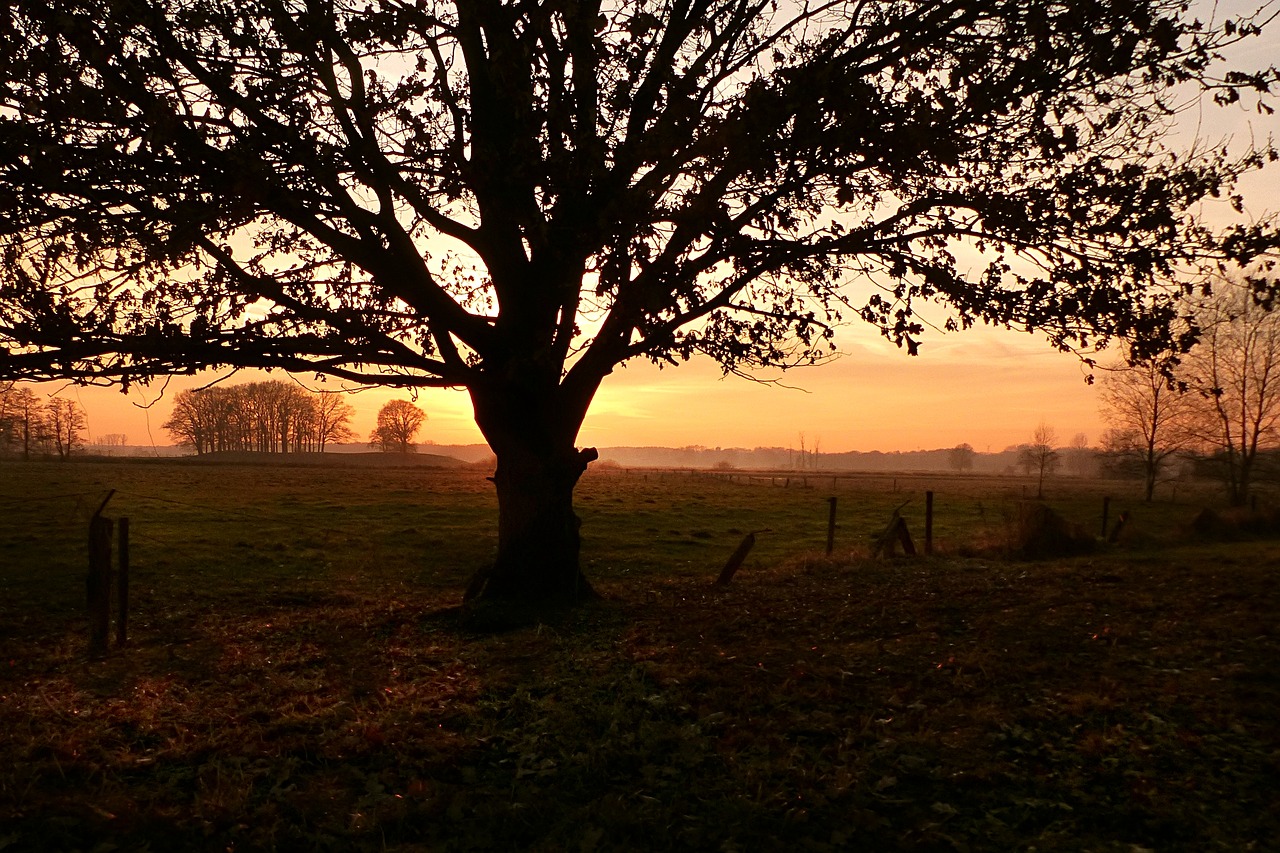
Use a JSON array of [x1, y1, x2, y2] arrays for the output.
[[948, 443, 976, 473], [0, 381, 15, 453], [46, 399, 87, 460], [164, 387, 230, 454], [1099, 360, 1195, 501], [3, 385, 44, 460], [92, 433, 129, 456], [286, 391, 320, 452], [1064, 432, 1095, 478], [1181, 279, 1280, 506], [239, 381, 313, 453], [370, 400, 427, 453], [315, 393, 356, 451], [1019, 423, 1060, 499], [792, 433, 822, 470]]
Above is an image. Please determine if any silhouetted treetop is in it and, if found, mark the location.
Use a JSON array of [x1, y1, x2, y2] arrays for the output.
[[3, 0, 1277, 391]]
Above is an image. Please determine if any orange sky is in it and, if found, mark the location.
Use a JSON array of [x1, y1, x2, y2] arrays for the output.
[[18, 3, 1280, 455], [42, 325, 1108, 453]]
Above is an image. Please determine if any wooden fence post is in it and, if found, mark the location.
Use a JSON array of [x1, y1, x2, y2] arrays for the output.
[[925, 491, 934, 556], [1101, 496, 1111, 539], [717, 533, 757, 585], [826, 497, 837, 555], [87, 515, 113, 658], [117, 517, 130, 647]]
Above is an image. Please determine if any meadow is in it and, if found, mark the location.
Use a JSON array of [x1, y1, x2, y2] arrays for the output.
[[0, 459, 1276, 851]]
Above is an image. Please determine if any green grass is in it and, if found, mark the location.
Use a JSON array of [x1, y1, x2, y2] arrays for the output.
[[0, 460, 1275, 851]]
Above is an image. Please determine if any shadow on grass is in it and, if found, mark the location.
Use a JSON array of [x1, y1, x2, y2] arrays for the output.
[[3, 548, 1279, 850]]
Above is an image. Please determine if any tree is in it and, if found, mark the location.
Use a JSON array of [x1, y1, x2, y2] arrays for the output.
[[314, 393, 356, 451], [947, 443, 976, 473], [0, 385, 45, 460], [45, 398, 88, 460], [1019, 423, 1060, 499], [1064, 432, 1095, 477], [1, 3, 1278, 604], [370, 400, 427, 453], [1180, 278, 1280, 505], [163, 386, 235, 454], [1099, 359, 1194, 501], [0, 382, 16, 453], [794, 432, 822, 470]]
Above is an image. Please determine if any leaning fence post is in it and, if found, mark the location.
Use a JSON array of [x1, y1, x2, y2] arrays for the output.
[[717, 532, 758, 585], [117, 517, 130, 647]]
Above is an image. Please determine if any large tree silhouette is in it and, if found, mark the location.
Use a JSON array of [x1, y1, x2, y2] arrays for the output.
[[1, 1, 1278, 603]]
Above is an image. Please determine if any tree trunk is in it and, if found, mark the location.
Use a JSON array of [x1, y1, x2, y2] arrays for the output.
[[1233, 454, 1253, 508], [466, 380, 600, 604]]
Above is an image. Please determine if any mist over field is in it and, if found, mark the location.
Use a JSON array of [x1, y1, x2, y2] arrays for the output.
[[77, 442, 1076, 474]]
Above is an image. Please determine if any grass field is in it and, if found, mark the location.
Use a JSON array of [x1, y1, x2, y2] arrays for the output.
[[0, 460, 1276, 851]]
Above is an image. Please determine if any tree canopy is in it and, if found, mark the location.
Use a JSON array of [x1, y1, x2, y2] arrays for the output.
[[370, 399, 427, 453], [2, 0, 1278, 601], [3, 0, 1278, 387]]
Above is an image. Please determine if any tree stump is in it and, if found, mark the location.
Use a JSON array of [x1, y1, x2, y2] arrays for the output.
[[872, 504, 916, 558]]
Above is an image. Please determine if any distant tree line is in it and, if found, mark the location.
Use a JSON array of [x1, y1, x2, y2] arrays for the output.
[[0, 383, 87, 460], [162, 380, 355, 455], [957, 275, 1280, 506]]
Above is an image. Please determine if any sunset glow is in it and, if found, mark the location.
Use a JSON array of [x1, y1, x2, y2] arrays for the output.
[[41, 324, 1110, 453]]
